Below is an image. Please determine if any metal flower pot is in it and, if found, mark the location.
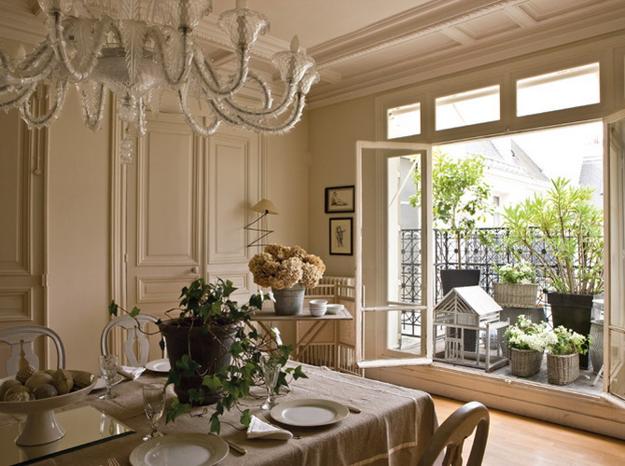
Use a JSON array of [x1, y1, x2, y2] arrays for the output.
[[590, 320, 604, 374], [272, 284, 305, 315], [548, 292, 593, 370]]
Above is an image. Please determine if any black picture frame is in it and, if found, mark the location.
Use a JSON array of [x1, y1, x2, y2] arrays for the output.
[[329, 217, 353, 256], [325, 185, 355, 213]]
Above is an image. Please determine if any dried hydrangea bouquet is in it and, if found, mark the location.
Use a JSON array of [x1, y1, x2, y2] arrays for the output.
[[249, 245, 326, 315]]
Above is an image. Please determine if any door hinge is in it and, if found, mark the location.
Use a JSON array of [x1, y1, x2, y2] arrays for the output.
[[41, 273, 48, 288]]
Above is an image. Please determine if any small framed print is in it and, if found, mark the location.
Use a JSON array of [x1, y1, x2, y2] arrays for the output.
[[329, 217, 353, 256], [325, 185, 355, 213]]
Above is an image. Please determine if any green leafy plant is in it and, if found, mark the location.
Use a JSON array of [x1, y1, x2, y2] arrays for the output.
[[503, 177, 603, 295], [410, 151, 492, 267], [109, 278, 307, 433], [545, 326, 589, 356], [497, 261, 537, 285], [504, 315, 549, 351]]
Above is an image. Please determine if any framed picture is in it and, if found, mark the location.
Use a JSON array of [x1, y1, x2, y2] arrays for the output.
[[325, 185, 355, 213], [329, 217, 353, 256]]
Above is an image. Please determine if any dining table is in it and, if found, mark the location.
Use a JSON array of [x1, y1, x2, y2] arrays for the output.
[[0, 363, 437, 466]]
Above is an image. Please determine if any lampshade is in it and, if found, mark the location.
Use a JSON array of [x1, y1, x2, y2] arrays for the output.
[[251, 199, 279, 215]]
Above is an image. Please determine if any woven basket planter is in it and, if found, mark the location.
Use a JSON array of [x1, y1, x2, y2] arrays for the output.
[[510, 348, 543, 377], [547, 353, 580, 385], [493, 283, 539, 308]]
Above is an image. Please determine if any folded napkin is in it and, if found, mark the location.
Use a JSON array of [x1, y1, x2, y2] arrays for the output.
[[118, 365, 145, 380], [247, 415, 293, 440]]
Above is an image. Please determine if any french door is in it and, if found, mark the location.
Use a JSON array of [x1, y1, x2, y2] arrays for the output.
[[355, 141, 434, 368], [604, 111, 625, 403]]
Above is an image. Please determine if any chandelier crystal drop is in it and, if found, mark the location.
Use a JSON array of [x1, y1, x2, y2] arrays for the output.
[[0, 0, 319, 160]]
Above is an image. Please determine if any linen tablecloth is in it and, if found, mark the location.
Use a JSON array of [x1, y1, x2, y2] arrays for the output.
[[3, 364, 436, 466]]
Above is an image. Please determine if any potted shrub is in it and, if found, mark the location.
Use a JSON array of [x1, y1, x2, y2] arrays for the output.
[[545, 326, 589, 385], [249, 244, 325, 315], [109, 278, 307, 433], [504, 178, 603, 369], [494, 261, 539, 308], [504, 315, 548, 377]]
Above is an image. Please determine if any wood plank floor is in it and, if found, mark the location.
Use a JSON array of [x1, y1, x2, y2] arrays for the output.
[[433, 396, 625, 465]]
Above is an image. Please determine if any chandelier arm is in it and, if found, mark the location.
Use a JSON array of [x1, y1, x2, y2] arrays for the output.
[[78, 83, 107, 130], [177, 88, 221, 137], [0, 84, 37, 108], [0, 43, 54, 83], [138, 97, 147, 135], [20, 79, 68, 129], [231, 92, 306, 134], [51, 12, 112, 81], [145, 28, 193, 87], [223, 78, 298, 117], [192, 45, 251, 97]]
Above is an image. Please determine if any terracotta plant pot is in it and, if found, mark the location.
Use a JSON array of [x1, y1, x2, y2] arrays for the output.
[[159, 319, 236, 405]]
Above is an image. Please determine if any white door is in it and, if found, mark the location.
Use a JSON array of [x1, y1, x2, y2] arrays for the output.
[[605, 111, 625, 402], [0, 108, 46, 376], [124, 115, 261, 320], [355, 141, 434, 369]]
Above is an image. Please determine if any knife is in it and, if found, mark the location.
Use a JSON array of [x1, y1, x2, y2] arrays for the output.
[[210, 433, 247, 455], [347, 405, 362, 414]]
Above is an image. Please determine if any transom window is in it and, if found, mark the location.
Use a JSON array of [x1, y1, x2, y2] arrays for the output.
[[435, 85, 500, 131]]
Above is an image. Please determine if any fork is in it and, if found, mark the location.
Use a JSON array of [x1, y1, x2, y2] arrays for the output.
[[107, 458, 121, 466]]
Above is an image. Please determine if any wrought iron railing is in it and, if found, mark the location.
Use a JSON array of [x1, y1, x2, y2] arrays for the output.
[[399, 227, 555, 337]]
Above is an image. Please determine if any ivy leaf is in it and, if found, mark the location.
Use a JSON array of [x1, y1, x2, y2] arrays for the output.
[[240, 409, 252, 427], [292, 365, 307, 380], [202, 374, 223, 392], [248, 293, 263, 310], [130, 306, 141, 317], [166, 399, 191, 423], [108, 301, 119, 317], [209, 413, 221, 434], [176, 354, 200, 375], [230, 341, 243, 356]]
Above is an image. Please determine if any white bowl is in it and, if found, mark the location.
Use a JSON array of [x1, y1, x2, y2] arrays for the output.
[[326, 304, 344, 315], [309, 299, 328, 308], [310, 306, 327, 317]]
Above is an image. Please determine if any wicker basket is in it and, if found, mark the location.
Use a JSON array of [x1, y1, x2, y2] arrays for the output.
[[493, 283, 540, 308], [547, 353, 580, 385], [510, 348, 543, 377]]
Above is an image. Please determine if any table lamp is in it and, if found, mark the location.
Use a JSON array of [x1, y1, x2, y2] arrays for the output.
[[245, 199, 279, 248]]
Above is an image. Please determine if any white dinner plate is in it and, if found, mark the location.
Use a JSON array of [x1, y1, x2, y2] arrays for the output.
[[270, 398, 349, 427], [92, 374, 124, 391], [145, 358, 171, 373], [129, 433, 228, 466]]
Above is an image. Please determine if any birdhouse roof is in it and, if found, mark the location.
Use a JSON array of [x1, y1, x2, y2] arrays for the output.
[[436, 286, 502, 315]]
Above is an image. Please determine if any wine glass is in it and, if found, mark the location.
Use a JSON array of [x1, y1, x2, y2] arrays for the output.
[[143, 383, 165, 441], [260, 356, 281, 410], [98, 355, 119, 400]]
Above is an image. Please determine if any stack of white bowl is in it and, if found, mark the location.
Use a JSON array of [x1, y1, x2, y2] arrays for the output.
[[309, 299, 328, 317]]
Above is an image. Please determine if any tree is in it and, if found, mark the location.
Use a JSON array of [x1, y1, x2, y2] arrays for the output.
[[410, 151, 492, 267]]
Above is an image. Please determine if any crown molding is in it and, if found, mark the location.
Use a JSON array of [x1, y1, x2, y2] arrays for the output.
[[307, 2, 625, 109], [310, 0, 528, 70]]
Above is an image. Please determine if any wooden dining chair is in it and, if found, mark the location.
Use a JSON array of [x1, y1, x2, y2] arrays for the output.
[[0, 325, 66, 376], [100, 314, 164, 367], [418, 401, 490, 466]]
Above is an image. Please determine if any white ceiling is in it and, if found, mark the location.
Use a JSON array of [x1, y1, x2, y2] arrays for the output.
[[212, 0, 430, 48]]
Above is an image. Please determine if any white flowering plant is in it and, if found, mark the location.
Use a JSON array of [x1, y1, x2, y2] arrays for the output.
[[504, 315, 549, 352], [545, 326, 589, 356], [497, 261, 537, 285]]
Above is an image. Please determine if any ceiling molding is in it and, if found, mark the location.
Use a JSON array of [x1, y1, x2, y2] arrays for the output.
[[310, 0, 528, 70], [503, 5, 538, 28], [307, 7, 625, 109]]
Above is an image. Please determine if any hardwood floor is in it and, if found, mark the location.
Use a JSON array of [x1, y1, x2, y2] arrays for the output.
[[433, 396, 625, 465]]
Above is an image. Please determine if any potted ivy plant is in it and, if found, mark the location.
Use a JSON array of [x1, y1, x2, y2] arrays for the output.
[[504, 315, 548, 377], [109, 278, 307, 433], [545, 326, 589, 385], [503, 178, 603, 369], [494, 261, 539, 308]]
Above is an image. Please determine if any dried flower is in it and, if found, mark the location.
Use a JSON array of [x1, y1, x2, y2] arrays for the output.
[[249, 244, 326, 290]]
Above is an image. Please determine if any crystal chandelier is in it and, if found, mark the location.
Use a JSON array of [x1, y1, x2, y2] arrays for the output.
[[0, 0, 318, 160]]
